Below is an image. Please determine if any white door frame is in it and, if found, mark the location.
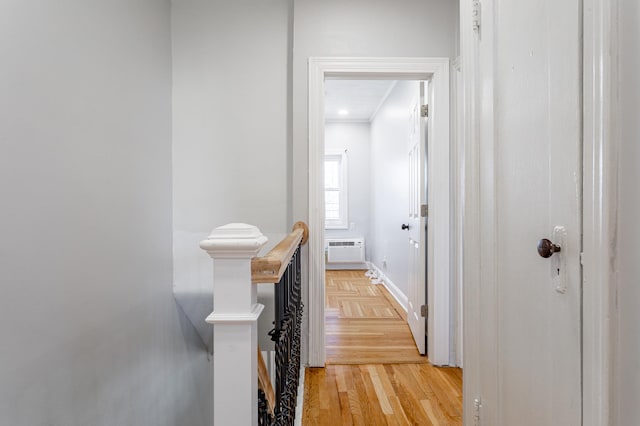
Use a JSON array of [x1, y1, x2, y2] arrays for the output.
[[582, 0, 617, 424], [460, 0, 616, 423], [307, 57, 451, 367]]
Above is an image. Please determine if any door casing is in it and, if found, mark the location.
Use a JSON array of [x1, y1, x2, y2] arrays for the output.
[[307, 57, 452, 367]]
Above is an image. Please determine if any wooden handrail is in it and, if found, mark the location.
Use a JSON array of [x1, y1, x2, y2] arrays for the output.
[[251, 221, 308, 284]]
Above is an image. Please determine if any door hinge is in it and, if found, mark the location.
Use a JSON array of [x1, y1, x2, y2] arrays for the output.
[[472, 0, 481, 33], [420, 304, 428, 317], [474, 398, 482, 426], [421, 204, 428, 217], [421, 104, 429, 117]]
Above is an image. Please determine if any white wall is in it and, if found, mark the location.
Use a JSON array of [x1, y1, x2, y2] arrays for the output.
[[324, 122, 371, 246], [171, 0, 292, 312], [615, 0, 640, 423], [369, 81, 419, 297], [0, 1, 211, 425]]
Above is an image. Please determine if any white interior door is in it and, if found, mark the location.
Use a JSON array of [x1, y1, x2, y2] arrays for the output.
[[474, 0, 582, 423], [406, 82, 427, 355]]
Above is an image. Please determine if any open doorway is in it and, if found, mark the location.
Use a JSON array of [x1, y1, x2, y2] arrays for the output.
[[322, 79, 429, 364], [303, 57, 462, 424], [307, 57, 456, 369]]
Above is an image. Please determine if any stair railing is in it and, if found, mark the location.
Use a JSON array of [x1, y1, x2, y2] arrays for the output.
[[200, 222, 308, 426]]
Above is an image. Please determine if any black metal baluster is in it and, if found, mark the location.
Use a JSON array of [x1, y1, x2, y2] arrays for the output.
[[258, 389, 274, 426], [263, 246, 303, 426]]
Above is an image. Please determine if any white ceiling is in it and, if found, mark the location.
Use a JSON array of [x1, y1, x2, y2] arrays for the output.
[[324, 79, 396, 122]]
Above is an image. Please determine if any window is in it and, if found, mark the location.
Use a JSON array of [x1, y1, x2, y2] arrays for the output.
[[324, 151, 348, 229]]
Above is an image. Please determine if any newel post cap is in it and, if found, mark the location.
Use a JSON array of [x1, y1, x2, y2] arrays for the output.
[[199, 223, 268, 258]]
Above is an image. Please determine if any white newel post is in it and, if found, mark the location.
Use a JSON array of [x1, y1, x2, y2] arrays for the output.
[[200, 223, 268, 426]]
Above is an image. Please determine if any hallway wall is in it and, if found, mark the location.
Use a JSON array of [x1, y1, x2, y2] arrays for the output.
[[0, 1, 211, 425], [370, 81, 420, 297], [171, 0, 292, 306], [615, 0, 640, 423]]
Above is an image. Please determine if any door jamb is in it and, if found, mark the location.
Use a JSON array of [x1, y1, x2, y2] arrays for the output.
[[460, 0, 499, 422], [582, 0, 616, 424], [307, 57, 451, 367]]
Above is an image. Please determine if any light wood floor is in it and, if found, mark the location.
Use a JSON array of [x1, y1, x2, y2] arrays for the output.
[[325, 270, 427, 364], [303, 363, 462, 426], [302, 270, 463, 425]]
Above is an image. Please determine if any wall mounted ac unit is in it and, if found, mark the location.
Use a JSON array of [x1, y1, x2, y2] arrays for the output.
[[327, 238, 365, 264]]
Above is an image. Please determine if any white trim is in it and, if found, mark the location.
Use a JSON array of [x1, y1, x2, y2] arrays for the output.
[[426, 69, 453, 366], [308, 59, 327, 368], [582, 0, 615, 424], [460, 0, 500, 422], [199, 222, 268, 258], [308, 57, 452, 367], [367, 262, 408, 312], [452, 55, 464, 368], [206, 303, 265, 324]]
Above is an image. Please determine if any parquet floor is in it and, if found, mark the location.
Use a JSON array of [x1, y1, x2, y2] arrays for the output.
[[325, 270, 427, 364], [301, 270, 463, 425]]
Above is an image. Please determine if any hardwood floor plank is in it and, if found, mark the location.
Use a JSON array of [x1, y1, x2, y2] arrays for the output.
[[303, 368, 321, 426], [352, 364, 385, 426], [302, 271, 462, 425], [388, 395, 412, 426], [338, 390, 354, 426], [325, 367, 343, 424], [420, 399, 441, 426], [367, 365, 393, 415], [414, 365, 462, 419], [392, 365, 437, 425], [340, 365, 367, 426]]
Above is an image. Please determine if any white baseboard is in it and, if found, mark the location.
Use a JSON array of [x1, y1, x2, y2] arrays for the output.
[[367, 262, 408, 312], [325, 262, 368, 270]]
